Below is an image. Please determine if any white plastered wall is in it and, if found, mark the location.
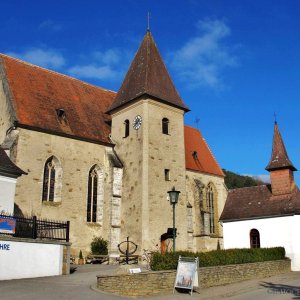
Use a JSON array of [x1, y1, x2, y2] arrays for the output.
[[222, 215, 300, 271], [0, 175, 17, 214], [0, 239, 63, 280]]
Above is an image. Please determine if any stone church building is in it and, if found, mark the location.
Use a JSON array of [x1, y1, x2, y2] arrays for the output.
[[0, 31, 227, 256]]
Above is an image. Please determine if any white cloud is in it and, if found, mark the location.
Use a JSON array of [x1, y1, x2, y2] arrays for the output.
[[7, 46, 127, 82], [93, 49, 121, 65], [68, 48, 126, 81], [68, 64, 119, 80], [170, 18, 238, 89], [8, 48, 65, 69], [244, 174, 271, 183], [39, 20, 62, 32]]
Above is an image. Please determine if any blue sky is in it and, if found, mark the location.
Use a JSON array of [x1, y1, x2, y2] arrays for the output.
[[2, 0, 300, 183]]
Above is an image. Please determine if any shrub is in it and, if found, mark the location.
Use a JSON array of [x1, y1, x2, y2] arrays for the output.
[[90, 236, 108, 255], [150, 247, 286, 271], [79, 250, 83, 259]]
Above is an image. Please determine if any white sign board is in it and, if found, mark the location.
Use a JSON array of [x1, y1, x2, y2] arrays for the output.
[[174, 256, 199, 295]]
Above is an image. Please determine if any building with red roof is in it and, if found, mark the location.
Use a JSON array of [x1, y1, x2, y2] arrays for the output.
[[0, 31, 226, 256], [220, 122, 300, 270]]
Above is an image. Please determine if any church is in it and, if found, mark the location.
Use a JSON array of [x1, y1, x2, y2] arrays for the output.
[[0, 30, 227, 257], [220, 122, 300, 271]]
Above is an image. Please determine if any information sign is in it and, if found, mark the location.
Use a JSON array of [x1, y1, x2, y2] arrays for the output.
[[0, 217, 16, 234], [174, 256, 199, 295]]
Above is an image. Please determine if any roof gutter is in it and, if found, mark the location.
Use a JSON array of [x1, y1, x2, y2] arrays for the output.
[[220, 213, 296, 223], [14, 122, 114, 148]]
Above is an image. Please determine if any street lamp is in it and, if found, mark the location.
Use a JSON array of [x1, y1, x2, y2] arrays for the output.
[[167, 186, 180, 252]]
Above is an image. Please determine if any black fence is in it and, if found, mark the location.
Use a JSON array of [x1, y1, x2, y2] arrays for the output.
[[0, 213, 70, 242]]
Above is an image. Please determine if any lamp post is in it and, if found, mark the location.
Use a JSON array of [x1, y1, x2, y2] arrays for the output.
[[167, 186, 180, 252]]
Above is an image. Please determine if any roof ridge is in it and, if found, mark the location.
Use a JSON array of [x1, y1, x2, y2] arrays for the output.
[[229, 184, 269, 192], [200, 134, 224, 176], [0, 53, 116, 94]]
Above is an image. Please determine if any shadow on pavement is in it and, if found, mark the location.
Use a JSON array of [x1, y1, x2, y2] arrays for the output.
[[260, 281, 300, 299]]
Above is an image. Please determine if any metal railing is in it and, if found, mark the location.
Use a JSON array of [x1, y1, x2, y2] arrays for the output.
[[0, 213, 70, 242]]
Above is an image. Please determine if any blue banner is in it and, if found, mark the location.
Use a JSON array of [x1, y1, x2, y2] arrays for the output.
[[0, 217, 16, 234]]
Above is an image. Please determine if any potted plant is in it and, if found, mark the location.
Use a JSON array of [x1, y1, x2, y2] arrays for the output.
[[78, 250, 84, 265]]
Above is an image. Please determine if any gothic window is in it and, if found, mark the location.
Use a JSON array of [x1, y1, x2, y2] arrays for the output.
[[86, 165, 104, 223], [250, 229, 260, 248], [206, 183, 215, 234], [42, 156, 62, 202], [124, 119, 129, 138], [162, 118, 169, 135], [87, 167, 98, 222]]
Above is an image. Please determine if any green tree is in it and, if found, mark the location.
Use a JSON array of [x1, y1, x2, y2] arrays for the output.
[[223, 169, 265, 190]]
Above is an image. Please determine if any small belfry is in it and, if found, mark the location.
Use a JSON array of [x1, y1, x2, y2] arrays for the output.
[[220, 121, 300, 271], [266, 121, 297, 195]]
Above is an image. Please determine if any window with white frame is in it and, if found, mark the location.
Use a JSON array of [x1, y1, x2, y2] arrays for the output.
[[86, 165, 104, 223], [42, 156, 62, 202], [206, 183, 215, 234]]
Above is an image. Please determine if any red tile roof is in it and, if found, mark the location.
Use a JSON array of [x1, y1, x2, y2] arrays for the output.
[[220, 185, 300, 221], [107, 31, 189, 113], [0, 54, 115, 145], [184, 126, 224, 177], [1, 54, 223, 176]]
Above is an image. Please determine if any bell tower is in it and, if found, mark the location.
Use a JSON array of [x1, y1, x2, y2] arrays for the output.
[[107, 30, 190, 251], [266, 122, 297, 196]]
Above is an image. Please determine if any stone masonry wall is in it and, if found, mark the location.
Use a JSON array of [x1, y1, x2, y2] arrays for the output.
[[110, 99, 187, 252], [97, 259, 290, 296], [10, 128, 115, 256], [185, 170, 227, 252]]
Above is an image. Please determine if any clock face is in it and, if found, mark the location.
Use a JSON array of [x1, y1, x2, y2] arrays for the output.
[[133, 115, 142, 130]]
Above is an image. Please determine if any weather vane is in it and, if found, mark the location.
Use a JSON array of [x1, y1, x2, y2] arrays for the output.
[[274, 112, 277, 124], [195, 117, 200, 130], [147, 12, 151, 31]]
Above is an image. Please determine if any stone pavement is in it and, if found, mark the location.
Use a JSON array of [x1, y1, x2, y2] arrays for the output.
[[0, 264, 299, 300]]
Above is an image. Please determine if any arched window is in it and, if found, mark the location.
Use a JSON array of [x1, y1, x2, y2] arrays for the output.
[[250, 229, 260, 248], [124, 119, 129, 138], [87, 165, 104, 223], [42, 156, 62, 202], [162, 118, 169, 135], [206, 184, 215, 234], [87, 167, 98, 222]]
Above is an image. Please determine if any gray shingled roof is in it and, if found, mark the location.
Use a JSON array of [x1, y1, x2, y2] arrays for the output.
[[0, 147, 26, 178]]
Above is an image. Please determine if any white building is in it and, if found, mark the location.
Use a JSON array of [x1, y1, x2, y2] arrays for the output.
[[0, 147, 26, 214], [220, 122, 300, 271]]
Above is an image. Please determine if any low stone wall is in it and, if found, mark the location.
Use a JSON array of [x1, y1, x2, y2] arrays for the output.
[[97, 259, 291, 296]]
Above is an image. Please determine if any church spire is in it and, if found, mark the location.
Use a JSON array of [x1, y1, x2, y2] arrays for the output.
[[107, 31, 189, 114], [265, 122, 296, 172]]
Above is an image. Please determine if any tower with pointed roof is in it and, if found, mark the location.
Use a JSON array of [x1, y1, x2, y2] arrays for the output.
[[266, 122, 297, 195], [220, 121, 300, 270], [108, 30, 190, 250], [0, 31, 226, 256]]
